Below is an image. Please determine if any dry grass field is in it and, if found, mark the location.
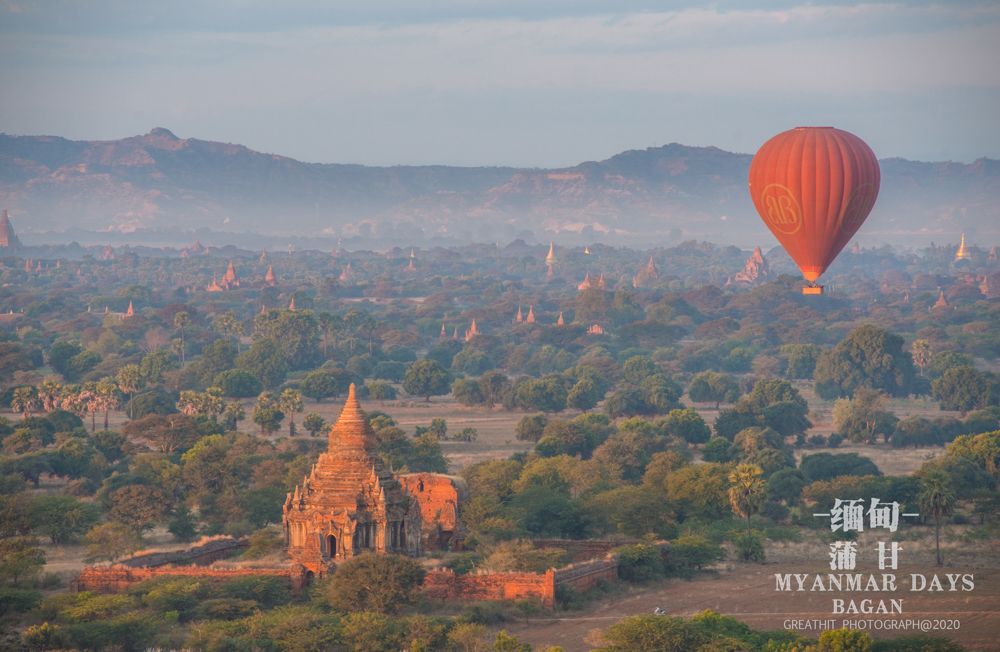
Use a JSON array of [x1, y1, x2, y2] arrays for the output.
[[505, 563, 1000, 652]]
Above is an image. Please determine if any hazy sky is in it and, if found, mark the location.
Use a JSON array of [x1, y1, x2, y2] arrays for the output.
[[2, 0, 998, 167]]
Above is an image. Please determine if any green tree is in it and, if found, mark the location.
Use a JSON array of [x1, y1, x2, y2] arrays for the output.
[[368, 381, 397, 406], [83, 522, 142, 563], [167, 505, 199, 542], [409, 433, 449, 473], [327, 554, 426, 615], [516, 378, 568, 413], [0, 537, 45, 586], [278, 389, 304, 437], [493, 630, 532, 652], [300, 370, 339, 402], [478, 370, 512, 409], [687, 371, 740, 409], [303, 413, 326, 437], [928, 351, 975, 379], [782, 343, 822, 379], [252, 392, 285, 436], [109, 485, 168, 534], [214, 369, 263, 398], [174, 311, 190, 365], [813, 324, 916, 399], [919, 470, 956, 566], [116, 364, 145, 420], [236, 337, 288, 390], [592, 614, 706, 652], [200, 338, 238, 382], [254, 309, 323, 370], [660, 407, 711, 444], [403, 359, 453, 401], [140, 349, 179, 384], [567, 378, 599, 412], [728, 463, 768, 540], [931, 366, 995, 417], [48, 341, 83, 377], [29, 495, 100, 543], [621, 355, 657, 386]]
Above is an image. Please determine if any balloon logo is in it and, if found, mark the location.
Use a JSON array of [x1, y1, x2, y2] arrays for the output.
[[749, 127, 880, 290], [760, 184, 802, 235]]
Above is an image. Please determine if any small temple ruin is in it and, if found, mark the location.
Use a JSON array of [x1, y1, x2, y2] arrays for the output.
[[726, 246, 770, 286]]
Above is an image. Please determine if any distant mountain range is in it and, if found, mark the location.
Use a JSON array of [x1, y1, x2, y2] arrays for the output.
[[1, 128, 997, 247]]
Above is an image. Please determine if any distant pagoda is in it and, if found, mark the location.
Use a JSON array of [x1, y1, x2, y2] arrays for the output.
[[545, 242, 557, 266], [0, 210, 22, 249], [955, 234, 971, 261]]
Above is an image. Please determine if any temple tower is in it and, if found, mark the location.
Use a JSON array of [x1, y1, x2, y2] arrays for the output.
[[283, 384, 422, 577]]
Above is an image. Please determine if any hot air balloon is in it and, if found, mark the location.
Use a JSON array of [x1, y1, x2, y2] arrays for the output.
[[748, 127, 880, 294]]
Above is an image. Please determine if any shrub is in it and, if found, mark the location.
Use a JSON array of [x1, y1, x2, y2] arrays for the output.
[[222, 575, 291, 609], [614, 544, 665, 583], [732, 529, 766, 563]]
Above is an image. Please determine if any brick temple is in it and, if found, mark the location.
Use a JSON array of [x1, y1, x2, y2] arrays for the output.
[[283, 384, 425, 577]]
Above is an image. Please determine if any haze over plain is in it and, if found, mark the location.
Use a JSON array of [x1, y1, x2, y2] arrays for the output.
[[2, 0, 999, 168]]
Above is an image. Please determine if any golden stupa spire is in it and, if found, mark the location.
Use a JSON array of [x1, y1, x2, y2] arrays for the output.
[[955, 233, 971, 261], [545, 242, 557, 265]]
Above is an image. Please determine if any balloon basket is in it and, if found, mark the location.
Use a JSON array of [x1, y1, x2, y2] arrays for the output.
[[802, 283, 824, 295]]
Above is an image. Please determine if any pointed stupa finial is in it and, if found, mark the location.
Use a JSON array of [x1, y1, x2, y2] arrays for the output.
[[545, 242, 556, 265], [288, 296, 296, 311], [126, 300, 134, 317], [328, 383, 377, 453]]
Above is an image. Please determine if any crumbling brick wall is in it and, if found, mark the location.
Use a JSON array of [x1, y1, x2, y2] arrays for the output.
[[424, 569, 556, 609], [118, 537, 248, 568], [553, 559, 619, 593], [400, 473, 465, 550], [70, 565, 307, 594]]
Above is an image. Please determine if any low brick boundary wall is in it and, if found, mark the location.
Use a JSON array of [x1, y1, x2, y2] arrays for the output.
[[117, 537, 249, 568], [70, 565, 307, 594], [553, 559, 618, 593], [424, 569, 556, 609], [424, 558, 621, 610]]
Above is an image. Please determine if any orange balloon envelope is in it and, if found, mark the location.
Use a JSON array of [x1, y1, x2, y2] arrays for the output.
[[748, 127, 880, 283]]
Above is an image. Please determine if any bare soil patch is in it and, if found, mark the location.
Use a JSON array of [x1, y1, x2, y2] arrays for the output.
[[505, 563, 1000, 652]]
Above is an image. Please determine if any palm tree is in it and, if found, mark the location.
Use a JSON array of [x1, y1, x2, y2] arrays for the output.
[[38, 381, 62, 412], [117, 364, 144, 420], [912, 340, 932, 376], [728, 463, 768, 539], [213, 311, 246, 353], [344, 310, 362, 355], [919, 470, 956, 566], [96, 381, 120, 430], [204, 387, 225, 422], [179, 390, 201, 416], [279, 388, 304, 437], [10, 387, 38, 418], [318, 312, 343, 359], [224, 401, 245, 431], [78, 383, 99, 432], [174, 311, 190, 364]]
